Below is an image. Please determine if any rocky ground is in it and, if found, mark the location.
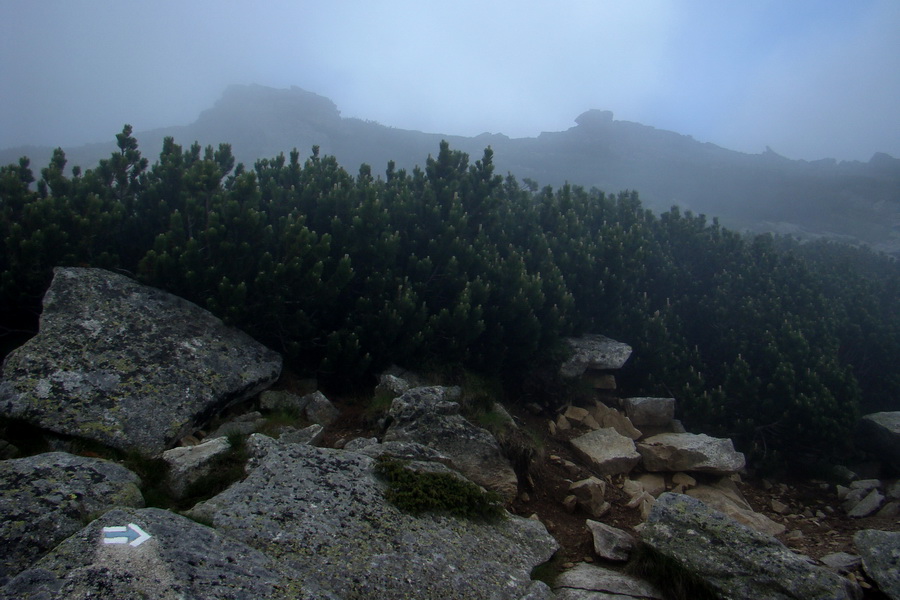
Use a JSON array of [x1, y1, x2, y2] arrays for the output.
[[321, 388, 900, 597]]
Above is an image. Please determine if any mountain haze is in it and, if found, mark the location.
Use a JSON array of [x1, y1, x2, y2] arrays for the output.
[[3, 84, 899, 255]]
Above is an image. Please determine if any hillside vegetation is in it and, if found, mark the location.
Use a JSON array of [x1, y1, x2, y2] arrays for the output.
[[2, 126, 899, 465]]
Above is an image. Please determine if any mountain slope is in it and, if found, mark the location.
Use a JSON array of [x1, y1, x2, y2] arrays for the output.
[[3, 84, 898, 254]]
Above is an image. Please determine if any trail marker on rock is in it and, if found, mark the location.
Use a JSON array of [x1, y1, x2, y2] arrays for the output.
[[102, 523, 151, 547]]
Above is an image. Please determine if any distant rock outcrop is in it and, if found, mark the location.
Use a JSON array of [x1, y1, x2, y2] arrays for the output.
[[0, 267, 282, 455], [187, 434, 557, 600], [0, 452, 144, 586]]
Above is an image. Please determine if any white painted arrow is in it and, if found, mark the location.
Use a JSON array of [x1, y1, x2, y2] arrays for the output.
[[102, 523, 151, 547]]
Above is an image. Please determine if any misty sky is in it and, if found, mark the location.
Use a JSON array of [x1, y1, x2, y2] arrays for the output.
[[2, 0, 899, 161]]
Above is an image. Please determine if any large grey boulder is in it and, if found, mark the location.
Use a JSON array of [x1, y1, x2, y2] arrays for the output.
[[570, 428, 641, 476], [552, 563, 663, 599], [641, 493, 860, 600], [187, 435, 557, 600], [855, 529, 900, 600], [637, 433, 745, 474], [1, 507, 299, 600], [856, 412, 900, 469], [0, 267, 282, 455], [560, 335, 632, 378], [383, 386, 519, 500], [0, 452, 144, 586]]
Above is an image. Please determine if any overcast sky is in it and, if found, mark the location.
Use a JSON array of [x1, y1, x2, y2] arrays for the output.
[[2, 0, 898, 161]]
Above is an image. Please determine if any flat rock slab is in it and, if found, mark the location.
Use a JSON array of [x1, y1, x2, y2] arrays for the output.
[[188, 434, 557, 600], [855, 529, 900, 600], [553, 562, 663, 599], [0, 267, 282, 455], [571, 428, 641, 477], [637, 433, 745, 474], [686, 479, 786, 536], [560, 335, 632, 378], [1, 507, 298, 600], [642, 493, 860, 600], [0, 453, 144, 587]]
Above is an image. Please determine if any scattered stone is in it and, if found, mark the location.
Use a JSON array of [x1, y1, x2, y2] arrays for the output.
[[671, 472, 697, 489], [582, 414, 601, 430], [187, 436, 558, 600], [637, 433, 745, 474], [559, 335, 632, 378], [633, 473, 666, 497], [206, 412, 267, 439], [856, 412, 900, 469], [0, 452, 144, 586], [877, 502, 900, 519], [302, 391, 340, 426], [569, 477, 609, 518], [771, 499, 790, 514], [162, 436, 232, 497], [1, 507, 297, 600], [590, 401, 642, 440], [278, 423, 325, 446], [887, 480, 900, 500], [548, 420, 557, 436], [821, 552, 862, 575], [564, 406, 591, 423], [848, 489, 884, 518], [642, 493, 859, 600], [563, 495, 579, 512], [374, 372, 412, 399], [855, 529, 900, 600], [553, 562, 663, 600], [570, 428, 641, 477], [383, 386, 518, 500], [585, 521, 635, 562], [0, 267, 282, 456], [849, 479, 882, 492], [623, 397, 675, 429]]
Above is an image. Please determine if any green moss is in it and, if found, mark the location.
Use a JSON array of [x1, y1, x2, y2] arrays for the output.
[[374, 457, 504, 521]]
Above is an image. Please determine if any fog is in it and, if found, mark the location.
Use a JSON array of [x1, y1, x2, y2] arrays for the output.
[[2, 0, 899, 161]]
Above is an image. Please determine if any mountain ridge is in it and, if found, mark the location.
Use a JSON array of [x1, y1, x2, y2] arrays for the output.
[[3, 84, 898, 254]]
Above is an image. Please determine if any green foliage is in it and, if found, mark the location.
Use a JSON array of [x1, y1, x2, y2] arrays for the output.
[[3, 128, 900, 465], [374, 457, 504, 520]]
